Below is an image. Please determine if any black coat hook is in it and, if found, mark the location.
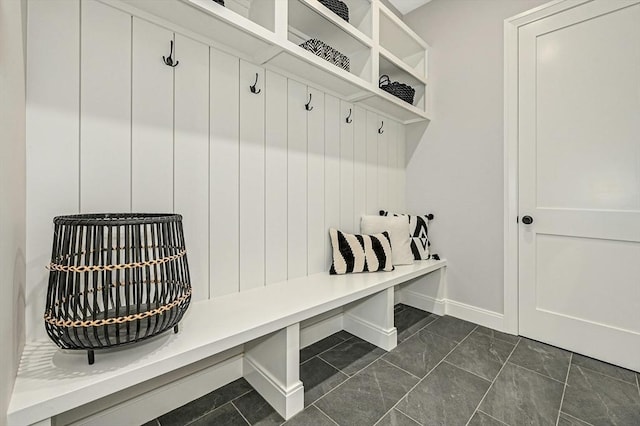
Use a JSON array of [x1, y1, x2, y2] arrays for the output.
[[345, 108, 352, 123], [163, 40, 179, 67], [250, 73, 261, 94], [378, 120, 384, 134], [305, 93, 313, 111]]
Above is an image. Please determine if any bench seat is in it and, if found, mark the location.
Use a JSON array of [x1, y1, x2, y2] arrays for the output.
[[8, 259, 447, 426]]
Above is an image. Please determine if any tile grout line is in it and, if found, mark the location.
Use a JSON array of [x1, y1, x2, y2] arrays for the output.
[[315, 356, 354, 380], [559, 411, 596, 426], [311, 318, 468, 424], [379, 358, 421, 380], [300, 335, 354, 367], [312, 403, 341, 426], [476, 410, 511, 426], [230, 401, 252, 426], [442, 360, 499, 383], [508, 358, 567, 385], [463, 336, 522, 426], [555, 353, 573, 426], [572, 362, 639, 386], [385, 325, 480, 424]]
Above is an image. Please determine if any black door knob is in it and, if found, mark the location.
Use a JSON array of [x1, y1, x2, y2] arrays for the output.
[[522, 215, 534, 225]]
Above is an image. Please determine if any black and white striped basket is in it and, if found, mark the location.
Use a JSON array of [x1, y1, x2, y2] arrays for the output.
[[379, 75, 415, 105], [318, 0, 349, 22], [300, 39, 350, 72]]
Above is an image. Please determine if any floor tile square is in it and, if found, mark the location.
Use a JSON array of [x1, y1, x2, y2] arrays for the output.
[[572, 353, 637, 384], [283, 405, 336, 426], [188, 403, 249, 426], [300, 334, 346, 363], [394, 305, 437, 343], [445, 330, 515, 381], [475, 326, 520, 345], [397, 361, 491, 426], [319, 337, 385, 376], [233, 390, 284, 425], [508, 338, 571, 382], [562, 365, 640, 425], [383, 329, 457, 378], [480, 362, 564, 426], [300, 357, 348, 406], [468, 411, 507, 426], [376, 409, 420, 426], [423, 315, 477, 343], [557, 412, 591, 425], [158, 378, 252, 426], [315, 359, 419, 426]]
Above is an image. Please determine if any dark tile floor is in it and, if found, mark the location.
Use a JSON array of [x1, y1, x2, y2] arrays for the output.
[[144, 305, 640, 426]]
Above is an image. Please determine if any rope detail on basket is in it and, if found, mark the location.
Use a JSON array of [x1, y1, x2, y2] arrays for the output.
[[47, 250, 186, 273], [44, 287, 192, 328]]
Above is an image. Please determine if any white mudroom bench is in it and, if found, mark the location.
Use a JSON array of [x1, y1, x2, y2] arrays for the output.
[[8, 259, 446, 426]]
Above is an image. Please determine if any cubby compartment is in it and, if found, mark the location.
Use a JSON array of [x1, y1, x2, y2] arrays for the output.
[[220, 0, 277, 32], [288, 0, 373, 82], [378, 53, 426, 111], [314, 0, 373, 38], [378, 5, 427, 79]]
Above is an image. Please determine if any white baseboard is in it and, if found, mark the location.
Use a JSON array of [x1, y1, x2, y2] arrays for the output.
[[242, 356, 304, 420], [300, 309, 343, 348], [445, 299, 506, 332], [63, 348, 244, 426], [343, 313, 397, 351], [397, 290, 446, 316]]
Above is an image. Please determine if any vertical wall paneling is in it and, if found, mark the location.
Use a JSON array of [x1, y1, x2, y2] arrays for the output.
[[210, 49, 240, 297], [398, 123, 407, 211], [26, 0, 80, 340], [365, 111, 379, 215], [340, 101, 355, 232], [377, 116, 389, 212], [265, 71, 288, 284], [387, 120, 399, 212], [324, 95, 341, 267], [131, 18, 174, 212], [80, 1, 131, 213], [353, 107, 367, 232], [287, 79, 308, 279], [174, 35, 209, 301], [239, 60, 266, 290], [307, 87, 326, 274]]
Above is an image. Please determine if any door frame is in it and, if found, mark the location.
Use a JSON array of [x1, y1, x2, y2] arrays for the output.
[[502, 0, 593, 335]]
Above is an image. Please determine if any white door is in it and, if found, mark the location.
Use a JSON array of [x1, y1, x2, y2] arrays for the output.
[[518, 0, 640, 372]]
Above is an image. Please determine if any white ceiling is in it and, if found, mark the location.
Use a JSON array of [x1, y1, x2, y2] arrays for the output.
[[388, 0, 432, 15]]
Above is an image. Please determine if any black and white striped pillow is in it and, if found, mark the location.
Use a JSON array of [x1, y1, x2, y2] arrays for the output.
[[380, 211, 433, 260], [329, 228, 394, 275]]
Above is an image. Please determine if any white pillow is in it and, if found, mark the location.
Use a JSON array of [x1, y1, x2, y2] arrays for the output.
[[360, 215, 414, 265]]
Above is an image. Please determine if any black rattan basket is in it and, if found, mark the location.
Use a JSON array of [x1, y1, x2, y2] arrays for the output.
[[45, 213, 192, 364], [318, 0, 349, 22], [300, 39, 350, 72], [379, 75, 415, 105]]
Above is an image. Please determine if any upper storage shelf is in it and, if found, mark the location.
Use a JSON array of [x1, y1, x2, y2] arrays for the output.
[[103, 0, 430, 123]]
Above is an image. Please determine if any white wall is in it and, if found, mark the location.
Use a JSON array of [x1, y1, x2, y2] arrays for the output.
[[404, 0, 547, 316], [0, 0, 27, 422], [24, 0, 406, 342]]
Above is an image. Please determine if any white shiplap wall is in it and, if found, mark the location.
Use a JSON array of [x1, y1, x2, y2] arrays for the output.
[[24, 0, 407, 341]]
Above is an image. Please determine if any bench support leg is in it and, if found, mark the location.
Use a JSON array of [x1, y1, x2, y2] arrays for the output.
[[343, 288, 397, 351], [243, 323, 304, 421], [396, 266, 447, 315]]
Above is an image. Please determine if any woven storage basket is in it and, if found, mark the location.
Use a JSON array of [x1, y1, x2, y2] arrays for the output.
[[300, 39, 350, 72], [45, 213, 192, 364], [379, 75, 415, 105], [318, 0, 349, 22], [212, 0, 224, 5]]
